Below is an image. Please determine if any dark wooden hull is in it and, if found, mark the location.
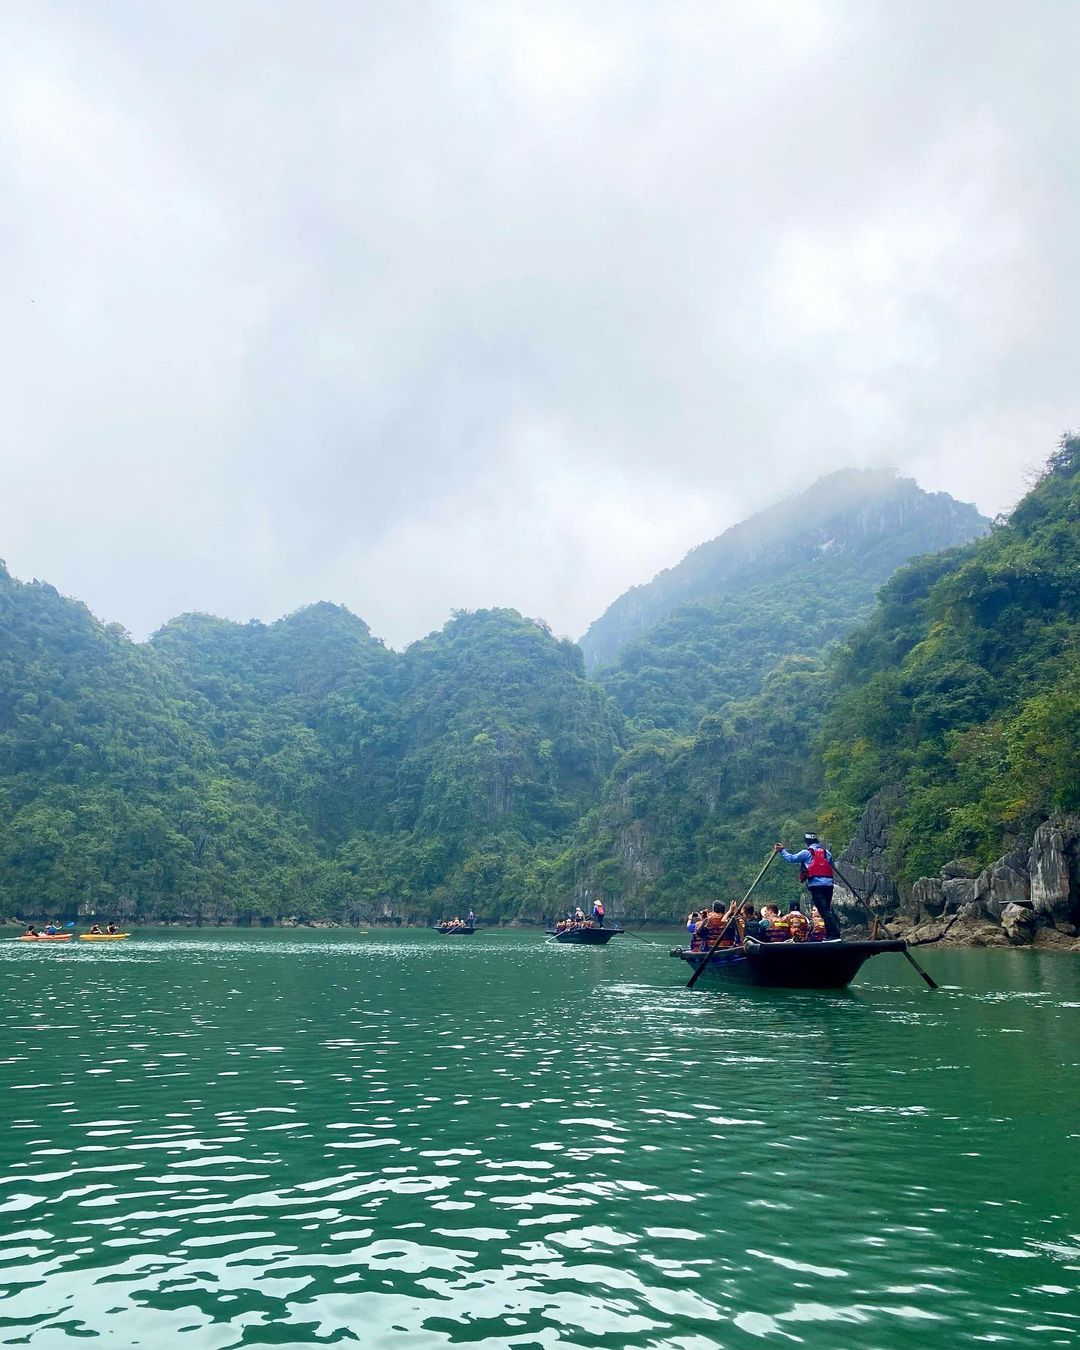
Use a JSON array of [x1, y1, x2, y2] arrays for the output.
[[547, 926, 623, 944], [673, 937, 908, 989], [434, 925, 476, 936]]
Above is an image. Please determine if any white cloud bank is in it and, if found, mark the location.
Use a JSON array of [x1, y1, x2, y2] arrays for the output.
[[1, 1, 1077, 645]]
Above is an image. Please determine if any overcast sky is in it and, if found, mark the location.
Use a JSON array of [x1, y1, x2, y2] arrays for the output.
[[2, 1, 1077, 646]]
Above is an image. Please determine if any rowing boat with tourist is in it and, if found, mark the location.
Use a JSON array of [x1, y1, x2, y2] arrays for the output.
[[548, 899, 623, 944], [434, 911, 477, 935], [672, 835, 937, 990]]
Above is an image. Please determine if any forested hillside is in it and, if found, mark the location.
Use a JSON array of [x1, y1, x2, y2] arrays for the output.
[[817, 435, 1080, 886], [562, 437, 1080, 917], [587, 470, 988, 730], [0, 581, 619, 923], [2, 445, 1076, 928], [581, 469, 987, 673]]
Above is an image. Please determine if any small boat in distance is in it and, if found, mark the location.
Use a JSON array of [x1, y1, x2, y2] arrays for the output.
[[18, 933, 73, 942], [672, 936, 908, 989], [547, 924, 624, 945], [434, 923, 476, 936], [79, 933, 131, 941]]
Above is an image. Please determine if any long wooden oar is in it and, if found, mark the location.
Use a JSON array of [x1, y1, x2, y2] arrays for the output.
[[621, 929, 665, 947], [831, 860, 939, 991], [686, 849, 776, 990]]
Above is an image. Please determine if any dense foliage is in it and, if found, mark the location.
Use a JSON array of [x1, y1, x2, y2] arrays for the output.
[[556, 656, 832, 915], [0, 583, 619, 923], [817, 435, 1080, 884], [3, 448, 1075, 926]]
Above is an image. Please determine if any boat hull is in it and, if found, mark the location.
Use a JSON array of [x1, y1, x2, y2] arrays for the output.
[[79, 934, 130, 941], [18, 934, 72, 942], [434, 926, 476, 936], [674, 937, 907, 989], [547, 927, 623, 945]]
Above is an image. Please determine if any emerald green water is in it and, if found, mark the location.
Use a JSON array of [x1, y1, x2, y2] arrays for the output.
[[0, 931, 1077, 1349]]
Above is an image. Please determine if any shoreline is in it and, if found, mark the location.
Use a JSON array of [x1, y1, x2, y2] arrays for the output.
[[4, 916, 1079, 952]]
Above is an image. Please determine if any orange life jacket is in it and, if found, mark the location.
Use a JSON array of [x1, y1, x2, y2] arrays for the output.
[[760, 915, 789, 941], [787, 911, 810, 941]]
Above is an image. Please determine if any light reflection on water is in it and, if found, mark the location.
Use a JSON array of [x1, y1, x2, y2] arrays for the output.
[[0, 930, 1078, 1348]]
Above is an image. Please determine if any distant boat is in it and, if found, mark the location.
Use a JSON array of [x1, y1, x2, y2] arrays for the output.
[[547, 925, 623, 945], [17, 933, 73, 942], [672, 936, 908, 989], [78, 933, 130, 942], [434, 924, 476, 936]]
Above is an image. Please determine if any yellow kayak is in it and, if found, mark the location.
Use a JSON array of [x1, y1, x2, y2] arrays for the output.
[[78, 933, 130, 941]]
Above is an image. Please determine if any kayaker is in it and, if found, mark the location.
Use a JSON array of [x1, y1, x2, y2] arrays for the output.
[[592, 898, 605, 928], [105, 923, 119, 934], [88, 923, 103, 935], [24, 924, 38, 937], [774, 834, 841, 938], [43, 921, 59, 935]]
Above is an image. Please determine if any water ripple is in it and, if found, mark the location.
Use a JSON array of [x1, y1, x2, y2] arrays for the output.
[[0, 931, 1078, 1346]]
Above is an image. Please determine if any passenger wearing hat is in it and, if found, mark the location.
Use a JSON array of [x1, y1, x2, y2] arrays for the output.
[[774, 833, 840, 939]]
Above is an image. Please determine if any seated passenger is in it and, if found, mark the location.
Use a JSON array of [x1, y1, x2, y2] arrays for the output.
[[810, 905, 827, 941], [704, 904, 736, 947], [24, 924, 38, 937], [758, 904, 789, 941], [43, 921, 59, 935], [786, 900, 810, 942], [106, 923, 119, 935], [88, 923, 102, 934]]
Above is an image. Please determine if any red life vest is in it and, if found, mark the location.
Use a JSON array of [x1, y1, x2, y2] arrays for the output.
[[800, 845, 834, 882]]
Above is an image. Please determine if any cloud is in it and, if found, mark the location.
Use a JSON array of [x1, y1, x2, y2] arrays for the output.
[[0, 0, 1076, 643]]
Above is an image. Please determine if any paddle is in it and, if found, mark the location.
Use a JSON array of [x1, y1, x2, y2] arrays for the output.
[[831, 860, 939, 991], [686, 849, 776, 989], [621, 928, 665, 947]]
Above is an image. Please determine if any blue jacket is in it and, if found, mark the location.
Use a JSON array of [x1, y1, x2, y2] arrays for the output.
[[779, 847, 833, 887]]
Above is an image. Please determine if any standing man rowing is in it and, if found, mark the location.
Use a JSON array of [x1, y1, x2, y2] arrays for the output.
[[774, 834, 841, 939]]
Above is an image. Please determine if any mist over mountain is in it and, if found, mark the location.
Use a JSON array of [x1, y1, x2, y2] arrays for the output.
[[563, 441, 1080, 919], [581, 468, 989, 675]]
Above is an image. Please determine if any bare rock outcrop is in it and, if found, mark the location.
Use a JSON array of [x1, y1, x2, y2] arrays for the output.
[[1029, 817, 1080, 933], [839, 790, 1080, 948]]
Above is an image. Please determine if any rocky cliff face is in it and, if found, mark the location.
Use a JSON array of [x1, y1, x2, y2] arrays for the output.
[[837, 791, 1080, 949]]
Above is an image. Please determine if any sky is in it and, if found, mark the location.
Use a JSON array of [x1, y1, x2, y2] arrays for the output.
[[2, 1, 1078, 647]]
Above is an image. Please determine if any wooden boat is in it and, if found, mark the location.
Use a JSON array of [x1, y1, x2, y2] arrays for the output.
[[672, 936, 908, 989], [547, 925, 624, 945], [18, 933, 73, 942], [78, 933, 130, 941], [434, 924, 476, 936]]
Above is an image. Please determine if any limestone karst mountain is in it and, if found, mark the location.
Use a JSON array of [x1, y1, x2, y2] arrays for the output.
[[580, 469, 989, 730]]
